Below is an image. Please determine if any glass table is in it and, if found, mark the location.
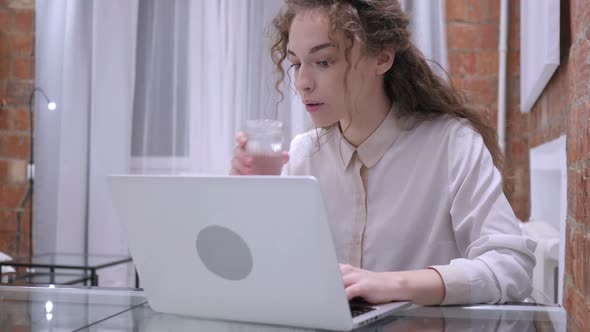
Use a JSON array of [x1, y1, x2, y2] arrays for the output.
[[0, 285, 569, 331], [0, 285, 146, 331], [0, 253, 136, 287]]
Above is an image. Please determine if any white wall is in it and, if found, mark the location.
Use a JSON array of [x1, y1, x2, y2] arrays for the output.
[[529, 135, 566, 304]]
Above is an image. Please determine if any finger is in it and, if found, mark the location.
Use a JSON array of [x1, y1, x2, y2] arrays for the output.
[[231, 156, 251, 175], [342, 273, 359, 287], [235, 131, 248, 148], [233, 147, 252, 166], [340, 264, 356, 274], [281, 151, 289, 165], [345, 283, 364, 301]]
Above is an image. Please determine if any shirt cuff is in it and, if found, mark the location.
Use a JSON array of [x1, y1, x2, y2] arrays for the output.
[[428, 264, 471, 305]]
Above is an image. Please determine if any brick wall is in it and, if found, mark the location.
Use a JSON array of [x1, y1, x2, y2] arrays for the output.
[[445, 0, 531, 220], [0, 0, 34, 258], [447, 0, 590, 330], [563, 0, 590, 330]]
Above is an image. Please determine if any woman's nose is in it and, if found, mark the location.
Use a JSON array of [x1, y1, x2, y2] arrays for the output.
[[294, 65, 314, 93]]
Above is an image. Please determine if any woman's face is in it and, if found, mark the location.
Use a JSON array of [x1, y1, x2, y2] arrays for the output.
[[287, 11, 381, 128]]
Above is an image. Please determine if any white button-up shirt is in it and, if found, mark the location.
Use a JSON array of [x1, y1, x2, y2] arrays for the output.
[[282, 107, 537, 305]]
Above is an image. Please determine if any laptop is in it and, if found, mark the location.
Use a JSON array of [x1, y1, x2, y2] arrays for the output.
[[108, 175, 411, 331]]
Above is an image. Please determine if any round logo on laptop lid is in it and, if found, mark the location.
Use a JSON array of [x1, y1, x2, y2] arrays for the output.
[[196, 225, 253, 280]]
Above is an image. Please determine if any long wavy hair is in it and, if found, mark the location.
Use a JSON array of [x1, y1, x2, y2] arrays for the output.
[[270, 0, 504, 174]]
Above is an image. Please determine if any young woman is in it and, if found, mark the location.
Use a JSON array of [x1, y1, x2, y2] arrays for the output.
[[231, 0, 536, 306]]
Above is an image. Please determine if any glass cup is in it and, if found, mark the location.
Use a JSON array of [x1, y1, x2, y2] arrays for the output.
[[244, 120, 284, 175]]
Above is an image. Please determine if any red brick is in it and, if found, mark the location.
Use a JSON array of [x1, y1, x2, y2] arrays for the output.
[[572, 0, 590, 40], [567, 101, 589, 163], [0, 231, 17, 254], [529, 132, 542, 150], [587, 169, 590, 225], [463, 78, 498, 105], [0, 213, 17, 232], [0, 10, 11, 32], [511, 198, 530, 222], [507, 77, 520, 108], [0, 56, 8, 80], [580, 101, 589, 161], [14, 10, 32, 32], [550, 119, 567, 141], [448, 51, 476, 77], [477, 51, 498, 76], [583, 3, 590, 40], [0, 159, 7, 181], [465, 0, 490, 22], [528, 105, 540, 134], [565, 223, 574, 277], [557, 60, 572, 110], [508, 17, 519, 51], [508, 140, 526, 158], [0, 133, 29, 159], [447, 23, 480, 50], [565, 284, 590, 332], [0, 105, 8, 128], [10, 106, 29, 130], [0, 209, 17, 232], [489, 0, 500, 21], [546, 76, 567, 121], [574, 227, 588, 292], [509, 0, 520, 22], [572, 39, 590, 101], [5, 79, 32, 105], [506, 113, 521, 138], [480, 23, 499, 50], [0, 81, 6, 101], [569, 168, 588, 224], [451, 77, 465, 91], [6, 32, 33, 56], [446, 0, 465, 21], [11, 56, 32, 79], [0, 31, 9, 55], [507, 50, 519, 78], [585, 232, 590, 298], [0, 183, 25, 208], [566, 169, 584, 223]]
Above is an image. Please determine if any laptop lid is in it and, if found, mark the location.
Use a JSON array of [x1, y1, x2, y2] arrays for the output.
[[108, 175, 357, 330]]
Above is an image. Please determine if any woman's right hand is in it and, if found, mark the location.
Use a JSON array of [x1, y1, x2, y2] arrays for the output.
[[230, 132, 289, 175], [230, 132, 253, 175]]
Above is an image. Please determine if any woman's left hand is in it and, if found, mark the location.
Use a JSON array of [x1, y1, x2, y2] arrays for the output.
[[339, 264, 446, 305], [339, 264, 409, 304]]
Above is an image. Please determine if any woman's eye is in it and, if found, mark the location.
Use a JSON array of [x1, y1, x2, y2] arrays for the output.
[[289, 63, 301, 69], [317, 61, 329, 67]]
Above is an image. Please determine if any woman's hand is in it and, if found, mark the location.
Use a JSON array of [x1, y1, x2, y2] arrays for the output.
[[340, 264, 445, 305], [230, 132, 289, 175], [230, 132, 253, 175], [340, 264, 410, 304]]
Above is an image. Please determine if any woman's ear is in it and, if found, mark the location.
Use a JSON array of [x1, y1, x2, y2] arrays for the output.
[[375, 48, 395, 75]]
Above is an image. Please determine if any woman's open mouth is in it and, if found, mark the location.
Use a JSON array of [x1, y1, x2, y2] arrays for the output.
[[305, 103, 324, 113]]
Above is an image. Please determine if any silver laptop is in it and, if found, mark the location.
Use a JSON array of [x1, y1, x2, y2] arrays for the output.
[[108, 175, 410, 331]]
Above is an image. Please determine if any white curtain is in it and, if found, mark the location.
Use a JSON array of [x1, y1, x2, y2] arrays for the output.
[[128, 0, 289, 175], [288, 1, 448, 136], [35, 0, 446, 287], [402, 0, 449, 73], [35, 0, 138, 286]]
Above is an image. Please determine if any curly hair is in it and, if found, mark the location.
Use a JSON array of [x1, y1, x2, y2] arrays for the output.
[[270, 0, 504, 174]]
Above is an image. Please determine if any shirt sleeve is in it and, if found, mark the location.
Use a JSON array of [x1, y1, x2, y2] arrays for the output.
[[281, 134, 301, 176], [429, 122, 537, 305]]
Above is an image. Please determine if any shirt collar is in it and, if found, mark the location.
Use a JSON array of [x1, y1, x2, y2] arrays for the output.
[[333, 103, 401, 169]]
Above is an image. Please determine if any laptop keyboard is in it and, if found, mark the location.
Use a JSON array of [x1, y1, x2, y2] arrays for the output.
[[349, 299, 377, 317]]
